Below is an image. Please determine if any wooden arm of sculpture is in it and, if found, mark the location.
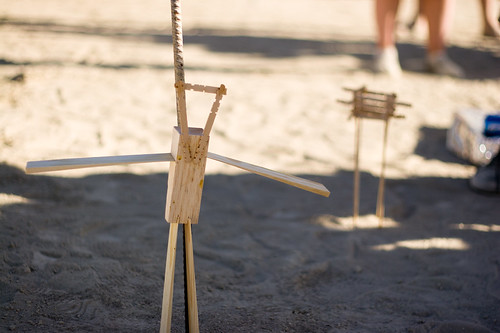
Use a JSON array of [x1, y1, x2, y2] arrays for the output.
[[207, 152, 330, 197], [25, 153, 175, 174], [25, 152, 330, 197]]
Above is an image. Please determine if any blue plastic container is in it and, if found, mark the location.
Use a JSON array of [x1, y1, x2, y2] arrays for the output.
[[484, 114, 500, 137]]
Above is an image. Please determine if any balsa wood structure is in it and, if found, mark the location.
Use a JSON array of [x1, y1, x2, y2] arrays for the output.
[[339, 86, 410, 228], [25, 1, 330, 332]]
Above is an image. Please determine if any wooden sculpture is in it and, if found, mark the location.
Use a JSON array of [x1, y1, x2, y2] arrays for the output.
[[25, 1, 330, 332], [339, 86, 410, 228]]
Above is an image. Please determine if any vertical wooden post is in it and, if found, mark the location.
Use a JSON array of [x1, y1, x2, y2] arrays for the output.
[[170, 0, 188, 132], [163, 125, 206, 332], [353, 117, 361, 228], [352, 88, 364, 228], [376, 119, 390, 228], [184, 223, 199, 333], [160, 223, 179, 333]]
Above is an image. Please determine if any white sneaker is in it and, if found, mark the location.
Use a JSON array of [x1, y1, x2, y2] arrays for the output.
[[373, 46, 402, 77], [426, 52, 465, 78]]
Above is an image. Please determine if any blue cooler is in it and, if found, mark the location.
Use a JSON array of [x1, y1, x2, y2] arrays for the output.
[[447, 109, 500, 166]]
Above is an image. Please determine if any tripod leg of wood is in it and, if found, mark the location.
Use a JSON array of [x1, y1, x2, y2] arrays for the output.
[[376, 120, 389, 228], [353, 117, 361, 228], [160, 223, 179, 333], [184, 223, 199, 333]]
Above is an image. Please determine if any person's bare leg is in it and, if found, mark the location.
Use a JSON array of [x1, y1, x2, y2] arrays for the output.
[[375, 0, 400, 48], [374, 0, 402, 76], [421, 0, 454, 54], [421, 0, 464, 77], [480, 0, 500, 37]]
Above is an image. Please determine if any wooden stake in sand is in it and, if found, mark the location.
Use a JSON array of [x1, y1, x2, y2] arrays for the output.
[[25, 1, 330, 332], [339, 86, 410, 228]]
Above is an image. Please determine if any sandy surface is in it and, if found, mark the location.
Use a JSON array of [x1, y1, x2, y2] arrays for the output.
[[1, 0, 499, 332]]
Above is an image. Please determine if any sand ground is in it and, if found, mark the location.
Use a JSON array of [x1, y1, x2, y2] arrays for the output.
[[0, 0, 499, 332]]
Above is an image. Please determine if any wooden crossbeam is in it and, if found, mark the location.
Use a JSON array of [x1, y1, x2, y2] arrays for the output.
[[25, 153, 174, 174], [339, 87, 410, 122], [26, 151, 330, 198], [342, 87, 411, 107], [184, 83, 227, 95], [350, 109, 405, 121], [207, 152, 330, 197]]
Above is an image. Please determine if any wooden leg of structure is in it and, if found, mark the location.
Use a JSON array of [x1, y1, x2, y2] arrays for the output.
[[160, 223, 179, 333], [376, 120, 389, 228], [184, 223, 199, 333], [353, 117, 362, 228]]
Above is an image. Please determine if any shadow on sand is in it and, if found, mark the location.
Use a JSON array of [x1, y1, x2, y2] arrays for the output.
[[0, 159, 498, 331], [1, 20, 499, 79]]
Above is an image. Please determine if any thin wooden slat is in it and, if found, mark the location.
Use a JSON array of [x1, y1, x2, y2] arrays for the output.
[[195, 85, 226, 159], [344, 86, 381, 95], [174, 82, 190, 156], [353, 117, 361, 228], [207, 152, 330, 197], [160, 223, 179, 333], [343, 97, 411, 108], [376, 120, 390, 228], [337, 99, 353, 105], [359, 101, 394, 109], [184, 223, 199, 333], [184, 83, 227, 95], [170, 0, 188, 132], [342, 87, 411, 106], [352, 111, 405, 121], [25, 153, 174, 174], [202, 85, 226, 137]]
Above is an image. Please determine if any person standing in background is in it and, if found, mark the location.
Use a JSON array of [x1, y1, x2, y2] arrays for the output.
[[480, 0, 500, 37], [374, 0, 464, 78]]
